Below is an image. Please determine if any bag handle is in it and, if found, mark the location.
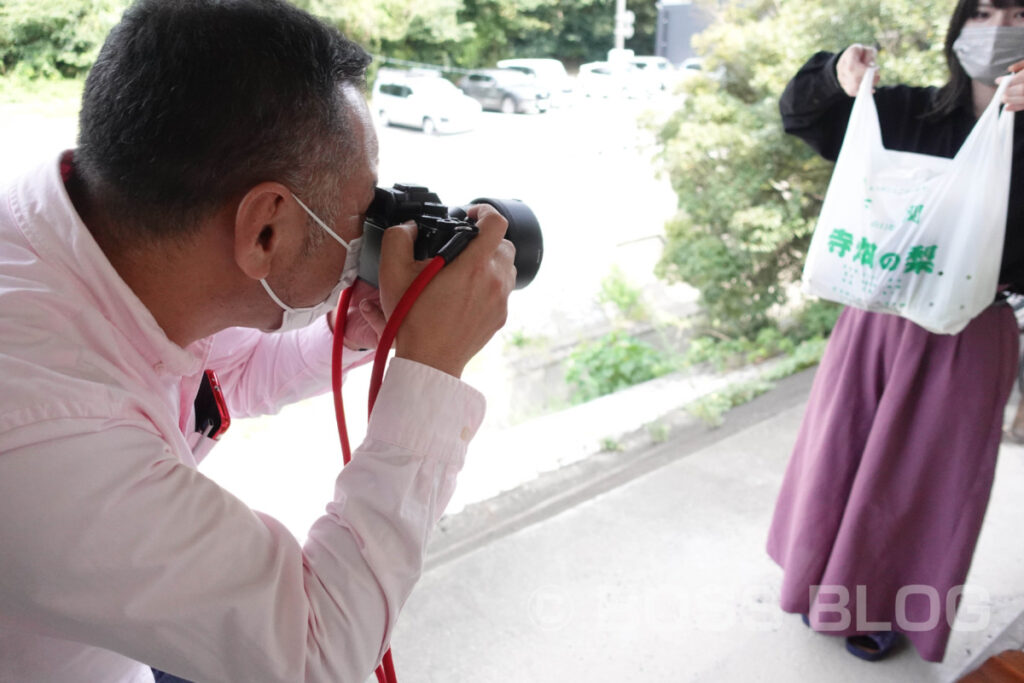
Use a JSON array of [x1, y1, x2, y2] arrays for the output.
[[954, 73, 1015, 162], [849, 67, 1014, 158], [842, 66, 884, 153]]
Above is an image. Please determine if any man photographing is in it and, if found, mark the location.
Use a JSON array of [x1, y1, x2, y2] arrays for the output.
[[0, 1, 516, 681]]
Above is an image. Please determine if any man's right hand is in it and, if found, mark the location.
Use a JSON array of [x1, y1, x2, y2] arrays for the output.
[[837, 44, 880, 97], [377, 204, 517, 378]]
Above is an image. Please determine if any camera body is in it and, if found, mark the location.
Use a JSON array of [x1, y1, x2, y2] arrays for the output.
[[357, 183, 543, 290]]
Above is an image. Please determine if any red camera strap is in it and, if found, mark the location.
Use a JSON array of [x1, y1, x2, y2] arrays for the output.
[[331, 256, 447, 683]]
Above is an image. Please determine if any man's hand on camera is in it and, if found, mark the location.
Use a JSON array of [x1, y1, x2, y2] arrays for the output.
[[378, 206, 517, 378], [328, 279, 386, 350]]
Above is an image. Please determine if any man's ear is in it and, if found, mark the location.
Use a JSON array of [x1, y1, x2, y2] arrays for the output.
[[233, 182, 295, 280]]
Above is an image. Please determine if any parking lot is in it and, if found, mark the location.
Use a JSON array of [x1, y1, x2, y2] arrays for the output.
[[375, 94, 688, 337], [1, 88, 687, 345]]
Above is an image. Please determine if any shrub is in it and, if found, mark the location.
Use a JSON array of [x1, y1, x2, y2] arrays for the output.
[[564, 331, 675, 404], [653, 0, 949, 337]]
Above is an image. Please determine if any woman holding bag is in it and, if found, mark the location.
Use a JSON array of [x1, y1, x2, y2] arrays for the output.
[[767, 0, 1024, 664]]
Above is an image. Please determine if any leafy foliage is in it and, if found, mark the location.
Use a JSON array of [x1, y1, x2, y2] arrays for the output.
[[683, 326, 795, 371], [687, 377, 774, 427], [686, 336, 827, 427], [0, 0, 129, 78], [653, 0, 950, 337], [1, 0, 659, 82], [440, 0, 658, 67], [681, 300, 839, 371], [598, 266, 649, 322], [303, 0, 472, 64], [761, 336, 829, 381], [565, 330, 675, 404]]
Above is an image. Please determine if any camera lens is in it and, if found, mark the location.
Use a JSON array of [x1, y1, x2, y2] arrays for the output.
[[464, 198, 543, 290]]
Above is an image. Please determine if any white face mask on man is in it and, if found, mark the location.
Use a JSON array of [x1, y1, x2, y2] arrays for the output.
[[260, 193, 363, 333], [953, 25, 1024, 86]]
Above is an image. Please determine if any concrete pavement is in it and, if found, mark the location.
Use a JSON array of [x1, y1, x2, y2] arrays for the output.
[[388, 369, 1024, 683]]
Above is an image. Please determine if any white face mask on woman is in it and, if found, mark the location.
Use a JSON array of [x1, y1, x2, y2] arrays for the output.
[[260, 194, 363, 333], [953, 25, 1024, 85]]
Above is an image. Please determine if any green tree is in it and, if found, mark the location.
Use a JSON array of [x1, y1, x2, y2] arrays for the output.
[[0, 0, 129, 78], [443, 0, 657, 68], [654, 0, 949, 336], [623, 0, 658, 57], [0, 0, 656, 83], [302, 0, 472, 61], [445, 0, 558, 66], [533, 0, 658, 66]]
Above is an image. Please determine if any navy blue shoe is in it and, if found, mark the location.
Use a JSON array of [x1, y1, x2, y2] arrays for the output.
[[845, 632, 902, 661]]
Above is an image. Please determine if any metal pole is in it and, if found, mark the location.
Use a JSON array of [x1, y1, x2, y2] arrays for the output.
[[614, 0, 626, 51]]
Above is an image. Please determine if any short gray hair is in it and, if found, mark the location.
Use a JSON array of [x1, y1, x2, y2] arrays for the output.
[[75, 0, 372, 245]]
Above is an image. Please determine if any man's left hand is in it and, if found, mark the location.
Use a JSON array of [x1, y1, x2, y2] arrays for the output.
[[328, 279, 385, 350]]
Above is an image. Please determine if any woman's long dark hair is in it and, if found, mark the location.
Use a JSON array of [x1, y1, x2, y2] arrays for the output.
[[928, 0, 1024, 118]]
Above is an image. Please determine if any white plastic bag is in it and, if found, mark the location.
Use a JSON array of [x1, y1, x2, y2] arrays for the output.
[[801, 67, 1015, 334]]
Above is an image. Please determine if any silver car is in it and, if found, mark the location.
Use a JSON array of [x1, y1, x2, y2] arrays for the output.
[[457, 69, 551, 114]]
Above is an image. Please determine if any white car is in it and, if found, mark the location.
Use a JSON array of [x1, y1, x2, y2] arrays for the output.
[[628, 56, 677, 93], [680, 57, 704, 75], [576, 61, 638, 99], [679, 57, 724, 82], [496, 58, 574, 107], [371, 71, 482, 134]]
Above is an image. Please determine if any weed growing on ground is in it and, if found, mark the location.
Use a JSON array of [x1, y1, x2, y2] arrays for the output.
[[686, 338, 827, 427]]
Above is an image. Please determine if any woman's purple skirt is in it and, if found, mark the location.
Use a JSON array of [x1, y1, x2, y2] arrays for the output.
[[767, 304, 1018, 662]]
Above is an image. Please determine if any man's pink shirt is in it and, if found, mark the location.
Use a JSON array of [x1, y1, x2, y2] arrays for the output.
[[0, 153, 485, 682]]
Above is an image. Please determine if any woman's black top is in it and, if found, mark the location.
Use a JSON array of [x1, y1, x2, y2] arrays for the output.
[[780, 51, 1024, 292]]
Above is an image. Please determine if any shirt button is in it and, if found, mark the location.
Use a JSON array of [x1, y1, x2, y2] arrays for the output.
[[153, 361, 165, 372]]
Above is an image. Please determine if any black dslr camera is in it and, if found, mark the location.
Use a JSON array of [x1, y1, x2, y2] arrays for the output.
[[357, 183, 543, 290]]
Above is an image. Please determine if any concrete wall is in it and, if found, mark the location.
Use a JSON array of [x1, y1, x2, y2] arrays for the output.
[[655, 1, 714, 66]]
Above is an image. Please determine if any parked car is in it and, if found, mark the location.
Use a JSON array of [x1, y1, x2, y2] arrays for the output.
[[495, 58, 573, 107], [576, 61, 638, 99], [680, 57, 704, 75], [628, 55, 677, 93], [679, 57, 724, 82], [457, 69, 550, 114], [371, 70, 482, 134]]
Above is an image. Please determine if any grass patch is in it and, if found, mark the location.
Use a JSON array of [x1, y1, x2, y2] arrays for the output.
[[600, 437, 623, 452], [686, 338, 826, 427], [687, 378, 775, 427], [646, 420, 671, 444], [0, 76, 83, 117], [565, 330, 677, 405]]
